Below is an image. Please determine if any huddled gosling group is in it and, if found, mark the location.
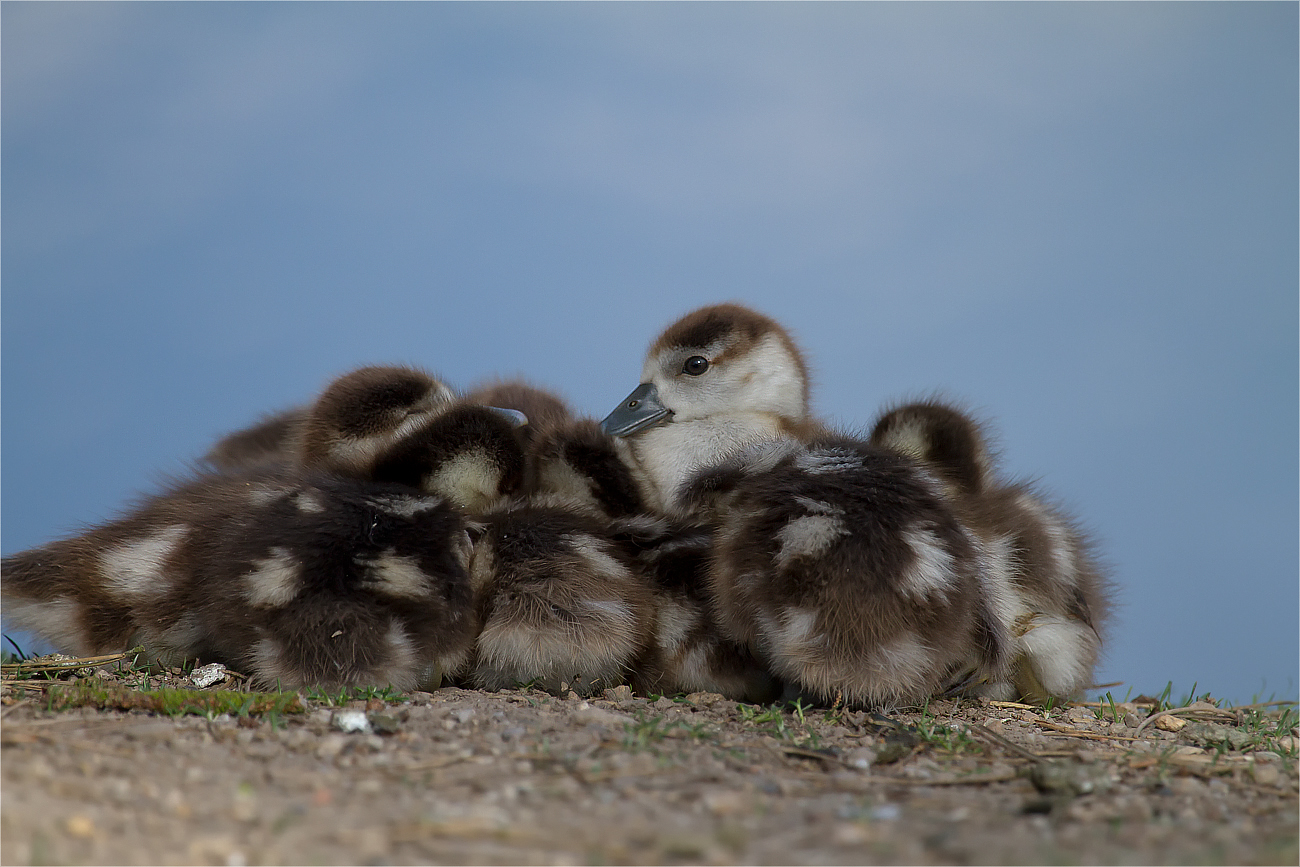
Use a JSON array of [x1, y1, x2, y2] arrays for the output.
[[2, 303, 1111, 708]]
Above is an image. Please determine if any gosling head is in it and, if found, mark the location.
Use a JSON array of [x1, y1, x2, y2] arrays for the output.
[[298, 365, 457, 477], [602, 303, 810, 438], [463, 379, 575, 440], [869, 399, 995, 498], [371, 402, 528, 514], [599, 303, 812, 511]]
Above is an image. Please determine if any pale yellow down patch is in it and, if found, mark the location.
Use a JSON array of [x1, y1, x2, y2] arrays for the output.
[[100, 524, 188, 599], [364, 553, 432, 600], [1020, 614, 1097, 697], [427, 450, 501, 512], [773, 514, 848, 570], [897, 526, 958, 601], [244, 547, 301, 608], [654, 598, 700, 655], [537, 459, 598, 508], [564, 534, 633, 583]]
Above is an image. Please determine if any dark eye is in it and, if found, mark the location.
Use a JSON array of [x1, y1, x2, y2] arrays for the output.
[[682, 356, 709, 376]]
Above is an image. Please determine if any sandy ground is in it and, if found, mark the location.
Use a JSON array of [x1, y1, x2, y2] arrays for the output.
[[1, 659, 1297, 866]]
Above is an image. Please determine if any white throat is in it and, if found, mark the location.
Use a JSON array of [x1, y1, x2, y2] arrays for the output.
[[625, 412, 787, 511]]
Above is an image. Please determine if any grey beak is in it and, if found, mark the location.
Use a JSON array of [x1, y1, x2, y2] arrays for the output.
[[485, 407, 530, 428], [600, 383, 672, 437]]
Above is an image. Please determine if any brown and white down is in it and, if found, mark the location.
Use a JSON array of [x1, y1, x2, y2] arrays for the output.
[[869, 399, 1113, 703], [602, 303, 1012, 708], [466, 496, 659, 696], [269, 364, 530, 515], [611, 514, 782, 704], [1, 364, 531, 691], [464, 378, 645, 519], [201, 364, 458, 474], [379, 378, 639, 695], [266, 368, 643, 692], [678, 435, 1011, 708], [461, 377, 780, 700], [1, 469, 477, 691]]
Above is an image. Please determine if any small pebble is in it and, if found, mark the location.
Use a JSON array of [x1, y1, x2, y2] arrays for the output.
[[603, 685, 634, 703], [367, 713, 401, 735], [845, 747, 875, 771], [189, 663, 230, 689], [1067, 707, 1096, 724], [316, 734, 349, 759], [701, 789, 748, 816], [331, 710, 371, 734], [1251, 763, 1281, 787], [575, 705, 633, 728], [65, 815, 95, 838], [1154, 715, 1187, 732], [869, 803, 901, 822], [832, 823, 874, 845], [873, 740, 913, 764], [1169, 776, 1205, 796]]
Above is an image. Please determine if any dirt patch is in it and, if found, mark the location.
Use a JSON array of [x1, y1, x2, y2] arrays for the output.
[[2, 657, 1296, 866]]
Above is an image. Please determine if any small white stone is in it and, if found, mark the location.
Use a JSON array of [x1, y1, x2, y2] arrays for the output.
[[190, 663, 229, 689], [845, 747, 874, 771], [330, 710, 372, 734]]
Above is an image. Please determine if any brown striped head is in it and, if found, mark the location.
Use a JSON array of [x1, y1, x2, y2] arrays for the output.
[[298, 365, 456, 476], [602, 303, 810, 437], [463, 379, 575, 439], [869, 399, 995, 497]]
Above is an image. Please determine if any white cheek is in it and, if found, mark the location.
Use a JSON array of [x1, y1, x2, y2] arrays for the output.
[[733, 334, 804, 419]]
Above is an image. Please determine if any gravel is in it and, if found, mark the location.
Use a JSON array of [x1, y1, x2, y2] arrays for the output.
[[2, 675, 1296, 866]]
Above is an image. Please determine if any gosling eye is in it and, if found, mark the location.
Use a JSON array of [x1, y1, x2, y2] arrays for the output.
[[682, 356, 710, 376]]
